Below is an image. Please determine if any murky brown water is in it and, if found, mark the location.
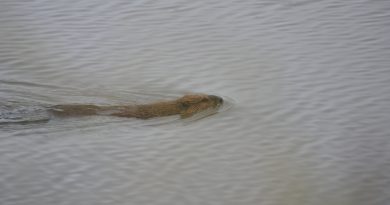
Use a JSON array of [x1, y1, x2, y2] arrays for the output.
[[1, 0, 390, 204]]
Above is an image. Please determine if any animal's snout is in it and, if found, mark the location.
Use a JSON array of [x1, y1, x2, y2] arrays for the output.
[[209, 95, 223, 105]]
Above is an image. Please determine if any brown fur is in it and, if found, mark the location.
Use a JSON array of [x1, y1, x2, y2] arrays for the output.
[[50, 94, 223, 119]]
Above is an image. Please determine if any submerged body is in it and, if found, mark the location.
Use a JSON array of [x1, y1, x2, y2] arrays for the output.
[[50, 94, 223, 119]]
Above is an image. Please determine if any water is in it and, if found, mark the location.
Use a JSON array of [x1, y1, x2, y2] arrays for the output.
[[1, 0, 390, 204]]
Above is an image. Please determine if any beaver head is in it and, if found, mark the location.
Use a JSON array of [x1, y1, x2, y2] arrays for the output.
[[177, 94, 223, 118]]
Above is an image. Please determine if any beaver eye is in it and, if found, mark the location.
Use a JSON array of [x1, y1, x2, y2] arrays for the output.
[[181, 102, 190, 109]]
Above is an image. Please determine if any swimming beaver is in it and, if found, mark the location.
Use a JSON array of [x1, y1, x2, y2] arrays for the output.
[[50, 94, 223, 119]]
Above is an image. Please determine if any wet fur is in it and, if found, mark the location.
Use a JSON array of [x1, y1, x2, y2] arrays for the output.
[[50, 94, 223, 119]]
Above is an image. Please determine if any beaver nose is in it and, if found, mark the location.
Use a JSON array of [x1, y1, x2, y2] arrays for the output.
[[209, 95, 223, 105]]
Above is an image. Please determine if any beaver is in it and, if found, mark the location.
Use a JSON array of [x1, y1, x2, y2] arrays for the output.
[[49, 94, 223, 119]]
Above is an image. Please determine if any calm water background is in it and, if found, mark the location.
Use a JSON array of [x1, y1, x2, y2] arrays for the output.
[[1, 0, 390, 204]]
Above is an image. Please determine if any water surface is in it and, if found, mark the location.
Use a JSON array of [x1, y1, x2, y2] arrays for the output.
[[1, 0, 390, 205]]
